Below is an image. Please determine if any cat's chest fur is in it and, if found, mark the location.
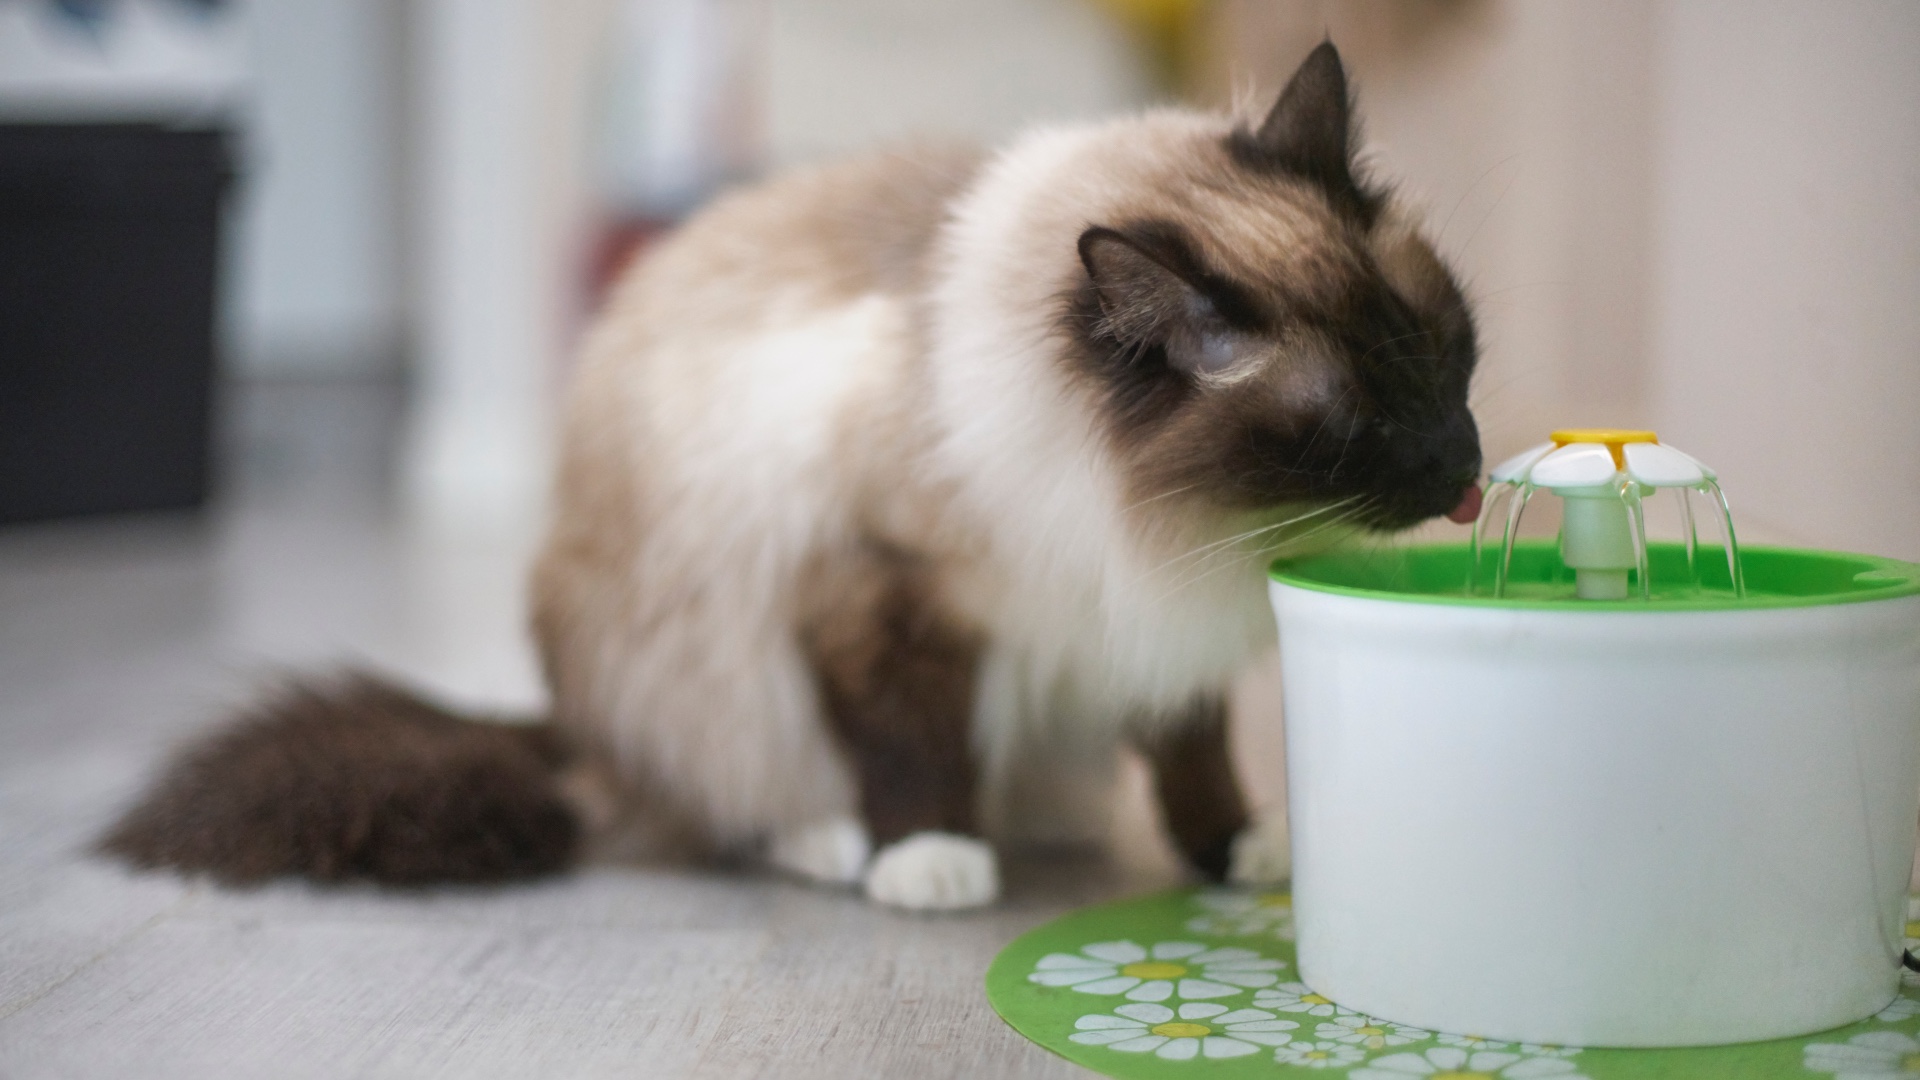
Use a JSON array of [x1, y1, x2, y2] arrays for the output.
[[710, 128, 1281, 737]]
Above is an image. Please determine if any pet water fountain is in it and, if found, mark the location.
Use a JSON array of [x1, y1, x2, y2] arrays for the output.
[[1269, 429, 1920, 1047]]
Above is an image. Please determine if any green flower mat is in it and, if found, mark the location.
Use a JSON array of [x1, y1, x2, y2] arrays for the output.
[[986, 888, 1920, 1079]]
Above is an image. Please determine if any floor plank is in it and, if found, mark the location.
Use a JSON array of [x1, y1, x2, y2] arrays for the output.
[[0, 381, 1175, 1078]]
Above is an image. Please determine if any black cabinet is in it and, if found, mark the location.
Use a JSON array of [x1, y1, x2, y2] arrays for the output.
[[0, 123, 234, 523]]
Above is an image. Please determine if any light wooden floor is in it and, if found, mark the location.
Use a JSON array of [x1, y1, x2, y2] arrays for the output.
[[0, 382, 1196, 1078]]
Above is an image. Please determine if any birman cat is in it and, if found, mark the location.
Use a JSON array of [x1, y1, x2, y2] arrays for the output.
[[105, 43, 1482, 910]]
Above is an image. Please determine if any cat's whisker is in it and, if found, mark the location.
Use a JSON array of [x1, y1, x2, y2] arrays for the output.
[[1457, 165, 1521, 261], [1144, 497, 1364, 600], [1139, 518, 1302, 583], [1155, 503, 1372, 604], [1155, 498, 1359, 569], [1117, 483, 1202, 514], [1436, 153, 1521, 252], [1135, 498, 1361, 590], [1260, 503, 1372, 558], [1356, 330, 1434, 366], [1290, 385, 1358, 473]]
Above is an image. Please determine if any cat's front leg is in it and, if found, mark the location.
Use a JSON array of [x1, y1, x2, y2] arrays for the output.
[[1226, 809, 1291, 886], [1136, 696, 1288, 885], [801, 553, 998, 911], [768, 816, 872, 885]]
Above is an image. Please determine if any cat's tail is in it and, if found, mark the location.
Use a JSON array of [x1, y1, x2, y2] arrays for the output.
[[99, 675, 585, 886]]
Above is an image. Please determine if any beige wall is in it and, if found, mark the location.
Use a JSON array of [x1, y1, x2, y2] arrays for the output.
[[1650, 0, 1920, 561], [1199, 0, 1920, 560]]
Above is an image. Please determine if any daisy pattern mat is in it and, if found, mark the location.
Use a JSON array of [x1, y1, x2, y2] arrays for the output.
[[985, 888, 1920, 1079]]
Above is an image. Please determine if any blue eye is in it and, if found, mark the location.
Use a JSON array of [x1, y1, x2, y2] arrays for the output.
[[1187, 331, 1239, 374]]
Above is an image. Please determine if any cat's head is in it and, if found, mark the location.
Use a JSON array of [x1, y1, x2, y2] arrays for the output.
[[1067, 43, 1480, 532]]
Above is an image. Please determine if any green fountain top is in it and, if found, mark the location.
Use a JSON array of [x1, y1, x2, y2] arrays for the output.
[[1271, 540, 1920, 612]]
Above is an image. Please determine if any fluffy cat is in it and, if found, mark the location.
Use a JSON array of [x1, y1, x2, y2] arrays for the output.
[[104, 44, 1481, 910]]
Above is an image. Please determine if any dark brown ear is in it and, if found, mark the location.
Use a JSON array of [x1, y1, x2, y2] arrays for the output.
[[1232, 41, 1378, 224], [1079, 227, 1198, 344], [1077, 225, 1254, 376]]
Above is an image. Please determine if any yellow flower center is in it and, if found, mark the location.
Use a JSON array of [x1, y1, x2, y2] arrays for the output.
[[1257, 893, 1292, 909], [1907, 920, 1920, 939], [1356, 1025, 1386, 1037], [1302, 1050, 1330, 1060], [1902, 1052, 1920, 1072], [1150, 1022, 1212, 1038], [1121, 961, 1188, 980], [1302, 993, 1333, 1006]]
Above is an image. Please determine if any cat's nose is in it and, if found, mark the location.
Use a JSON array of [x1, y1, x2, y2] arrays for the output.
[[1446, 483, 1484, 524], [1437, 410, 1482, 479], [1369, 409, 1482, 525], [1384, 410, 1481, 482]]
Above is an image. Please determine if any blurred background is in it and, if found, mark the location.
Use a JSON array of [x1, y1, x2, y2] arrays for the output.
[[4, 9, 1918, 1068], [1, 0, 1917, 801]]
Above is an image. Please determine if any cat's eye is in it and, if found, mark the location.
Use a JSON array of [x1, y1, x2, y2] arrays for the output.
[[1169, 327, 1242, 376], [1165, 297, 1251, 377]]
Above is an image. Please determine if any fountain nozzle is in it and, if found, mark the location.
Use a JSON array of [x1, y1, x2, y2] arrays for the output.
[[1479, 429, 1742, 600]]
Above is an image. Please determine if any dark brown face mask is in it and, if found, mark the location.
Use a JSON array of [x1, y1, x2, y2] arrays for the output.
[[1068, 43, 1482, 531]]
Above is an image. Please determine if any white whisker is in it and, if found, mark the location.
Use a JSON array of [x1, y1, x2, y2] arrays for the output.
[[1152, 506, 1369, 605], [1144, 498, 1368, 603], [1118, 483, 1201, 515], [1133, 497, 1361, 588]]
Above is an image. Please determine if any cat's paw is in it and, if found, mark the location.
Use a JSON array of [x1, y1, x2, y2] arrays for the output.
[[768, 816, 872, 885], [1227, 814, 1292, 886], [863, 831, 1000, 910]]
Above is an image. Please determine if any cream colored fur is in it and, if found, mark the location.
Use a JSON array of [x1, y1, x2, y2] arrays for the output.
[[530, 113, 1351, 899]]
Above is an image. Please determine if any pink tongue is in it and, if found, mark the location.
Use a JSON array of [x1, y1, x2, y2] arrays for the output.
[[1445, 483, 1484, 525]]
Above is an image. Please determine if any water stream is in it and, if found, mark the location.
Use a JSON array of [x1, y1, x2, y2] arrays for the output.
[[1468, 478, 1746, 601]]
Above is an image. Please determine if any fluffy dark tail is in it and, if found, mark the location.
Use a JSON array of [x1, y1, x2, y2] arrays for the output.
[[100, 676, 582, 886]]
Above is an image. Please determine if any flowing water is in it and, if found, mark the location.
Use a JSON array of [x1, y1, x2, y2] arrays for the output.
[[1468, 477, 1746, 601]]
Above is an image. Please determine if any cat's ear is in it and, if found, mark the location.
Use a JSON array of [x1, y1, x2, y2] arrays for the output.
[[1078, 226, 1246, 376], [1236, 41, 1376, 222]]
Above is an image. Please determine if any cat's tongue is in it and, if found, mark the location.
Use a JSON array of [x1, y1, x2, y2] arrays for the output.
[[1445, 483, 1484, 525]]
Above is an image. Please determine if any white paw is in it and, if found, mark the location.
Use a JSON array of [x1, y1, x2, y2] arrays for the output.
[[768, 817, 871, 885], [863, 832, 1000, 911], [1228, 814, 1292, 886]]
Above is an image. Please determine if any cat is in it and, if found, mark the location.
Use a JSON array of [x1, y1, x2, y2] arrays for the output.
[[103, 43, 1482, 910]]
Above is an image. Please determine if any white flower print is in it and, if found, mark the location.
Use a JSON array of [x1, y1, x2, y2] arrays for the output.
[[1516, 1043, 1582, 1059], [1069, 1001, 1299, 1061], [1878, 996, 1920, 1023], [1437, 1033, 1514, 1051], [1186, 889, 1296, 940], [1806, 1030, 1920, 1078], [1029, 940, 1285, 1002], [1316, 1012, 1431, 1050], [1351, 1045, 1592, 1080], [1272, 1040, 1366, 1069], [1254, 981, 1343, 1017]]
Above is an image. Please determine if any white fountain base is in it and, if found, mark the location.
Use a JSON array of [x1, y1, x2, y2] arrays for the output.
[[1271, 580, 1920, 1047]]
